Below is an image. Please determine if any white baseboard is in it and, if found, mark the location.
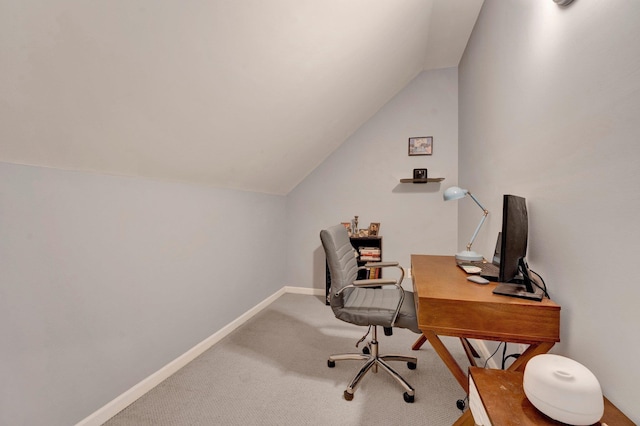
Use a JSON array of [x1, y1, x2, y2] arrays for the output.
[[282, 286, 325, 296], [76, 286, 322, 426]]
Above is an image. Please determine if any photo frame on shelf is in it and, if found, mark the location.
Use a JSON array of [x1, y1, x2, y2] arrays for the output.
[[408, 137, 433, 156], [341, 222, 352, 236], [413, 168, 428, 179], [368, 222, 380, 236]]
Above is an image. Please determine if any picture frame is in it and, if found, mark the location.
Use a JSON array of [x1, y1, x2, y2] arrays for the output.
[[341, 222, 352, 236], [408, 137, 433, 156], [413, 168, 428, 179], [368, 222, 380, 236]]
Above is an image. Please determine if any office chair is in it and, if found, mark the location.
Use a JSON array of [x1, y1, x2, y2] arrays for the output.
[[320, 224, 421, 403]]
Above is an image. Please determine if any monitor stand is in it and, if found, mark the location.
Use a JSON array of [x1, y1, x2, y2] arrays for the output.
[[492, 283, 544, 301]]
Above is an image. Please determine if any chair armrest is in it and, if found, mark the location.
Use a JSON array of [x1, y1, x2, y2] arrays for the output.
[[337, 261, 408, 328], [362, 261, 406, 284], [351, 278, 397, 287], [363, 261, 398, 268]]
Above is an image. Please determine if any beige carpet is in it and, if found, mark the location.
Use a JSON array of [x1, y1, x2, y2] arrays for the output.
[[103, 293, 470, 425]]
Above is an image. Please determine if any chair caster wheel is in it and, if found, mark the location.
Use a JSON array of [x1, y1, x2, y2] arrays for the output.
[[362, 346, 370, 355], [403, 392, 415, 403], [407, 362, 417, 370], [344, 390, 354, 401], [328, 360, 335, 368]]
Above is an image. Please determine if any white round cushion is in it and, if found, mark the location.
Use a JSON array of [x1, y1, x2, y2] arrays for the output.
[[524, 354, 604, 425]]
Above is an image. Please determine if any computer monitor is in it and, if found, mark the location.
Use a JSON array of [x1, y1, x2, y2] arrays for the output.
[[498, 194, 528, 284], [492, 232, 502, 266], [494, 194, 542, 301]]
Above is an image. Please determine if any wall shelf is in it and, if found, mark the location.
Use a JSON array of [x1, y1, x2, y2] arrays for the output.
[[400, 178, 445, 183]]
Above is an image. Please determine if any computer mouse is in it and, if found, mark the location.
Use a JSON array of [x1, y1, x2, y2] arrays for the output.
[[467, 275, 490, 284]]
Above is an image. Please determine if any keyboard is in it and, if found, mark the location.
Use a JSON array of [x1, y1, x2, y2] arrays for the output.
[[457, 261, 499, 280]]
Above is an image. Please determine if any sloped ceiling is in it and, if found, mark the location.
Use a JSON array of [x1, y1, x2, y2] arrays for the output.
[[0, 0, 483, 195]]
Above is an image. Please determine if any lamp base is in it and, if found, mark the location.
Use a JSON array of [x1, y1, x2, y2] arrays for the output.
[[455, 250, 484, 262]]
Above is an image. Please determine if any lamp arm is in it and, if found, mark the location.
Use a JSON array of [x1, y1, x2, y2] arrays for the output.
[[466, 191, 489, 252], [467, 192, 487, 212], [467, 211, 488, 252]]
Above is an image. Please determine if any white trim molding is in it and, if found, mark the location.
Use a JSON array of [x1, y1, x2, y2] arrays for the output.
[[76, 286, 324, 426]]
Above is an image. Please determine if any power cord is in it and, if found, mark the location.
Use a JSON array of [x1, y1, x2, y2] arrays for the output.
[[456, 395, 468, 411], [529, 268, 550, 298], [518, 259, 550, 298], [501, 343, 520, 369], [454, 343, 504, 412], [483, 342, 504, 368]]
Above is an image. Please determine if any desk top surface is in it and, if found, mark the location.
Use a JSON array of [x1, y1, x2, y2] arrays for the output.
[[411, 254, 559, 308], [411, 255, 560, 343]]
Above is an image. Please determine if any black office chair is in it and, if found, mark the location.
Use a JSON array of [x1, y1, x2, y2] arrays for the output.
[[320, 224, 421, 403]]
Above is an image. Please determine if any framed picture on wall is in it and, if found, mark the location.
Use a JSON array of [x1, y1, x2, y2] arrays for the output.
[[408, 137, 433, 156]]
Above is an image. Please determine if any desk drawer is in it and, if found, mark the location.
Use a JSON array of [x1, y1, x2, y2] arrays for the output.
[[418, 298, 560, 343]]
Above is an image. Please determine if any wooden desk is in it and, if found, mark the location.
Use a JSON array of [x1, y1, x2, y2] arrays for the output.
[[411, 255, 560, 393], [453, 367, 634, 426]]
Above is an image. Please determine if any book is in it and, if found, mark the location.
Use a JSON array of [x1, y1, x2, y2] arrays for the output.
[[360, 255, 381, 261]]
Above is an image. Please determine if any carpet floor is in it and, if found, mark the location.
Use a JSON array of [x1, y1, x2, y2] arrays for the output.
[[103, 293, 470, 425]]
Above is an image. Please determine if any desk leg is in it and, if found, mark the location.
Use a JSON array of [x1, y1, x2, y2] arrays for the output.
[[453, 410, 474, 426], [412, 334, 427, 350], [508, 342, 555, 372], [460, 338, 478, 368], [424, 330, 469, 393]]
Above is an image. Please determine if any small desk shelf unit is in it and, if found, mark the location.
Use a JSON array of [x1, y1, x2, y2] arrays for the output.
[[325, 236, 383, 305]]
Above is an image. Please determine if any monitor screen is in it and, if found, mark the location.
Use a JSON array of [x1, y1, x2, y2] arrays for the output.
[[492, 232, 502, 266], [498, 195, 528, 284]]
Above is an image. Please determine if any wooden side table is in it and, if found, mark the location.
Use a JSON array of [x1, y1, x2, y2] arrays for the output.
[[454, 367, 634, 426]]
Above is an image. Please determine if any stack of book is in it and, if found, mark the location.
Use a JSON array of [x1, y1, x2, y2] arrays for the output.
[[358, 247, 381, 261], [358, 247, 381, 279]]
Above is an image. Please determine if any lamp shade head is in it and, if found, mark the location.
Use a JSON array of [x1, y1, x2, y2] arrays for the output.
[[443, 186, 468, 201]]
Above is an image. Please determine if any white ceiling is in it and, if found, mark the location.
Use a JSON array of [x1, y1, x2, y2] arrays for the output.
[[0, 0, 483, 195]]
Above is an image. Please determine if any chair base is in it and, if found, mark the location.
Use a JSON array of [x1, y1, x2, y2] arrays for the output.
[[328, 326, 417, 402]]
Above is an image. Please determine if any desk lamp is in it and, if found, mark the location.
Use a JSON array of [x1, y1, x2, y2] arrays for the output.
[[444, 186, 488, 262]]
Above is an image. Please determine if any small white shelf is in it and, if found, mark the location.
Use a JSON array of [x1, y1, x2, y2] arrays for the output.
[[399, 178, 445, 183]]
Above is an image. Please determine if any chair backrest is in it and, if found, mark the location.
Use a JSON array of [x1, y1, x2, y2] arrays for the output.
[[320, 225, 358, 311]]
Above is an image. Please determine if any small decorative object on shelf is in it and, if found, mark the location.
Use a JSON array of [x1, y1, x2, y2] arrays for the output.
[[341, 222, 351, 235], [413, 169, 428, 180], [355, 229, 369, 237], [343, 217, 382, 237]]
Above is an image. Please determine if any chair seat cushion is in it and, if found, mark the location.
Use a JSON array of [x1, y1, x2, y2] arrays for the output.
[[337, 288, 420, 334]]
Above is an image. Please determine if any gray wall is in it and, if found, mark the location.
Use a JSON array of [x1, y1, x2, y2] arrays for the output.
[[459, 0, 640, 420], [0, 162, 286, 426], [286, 68, 459, 291]]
